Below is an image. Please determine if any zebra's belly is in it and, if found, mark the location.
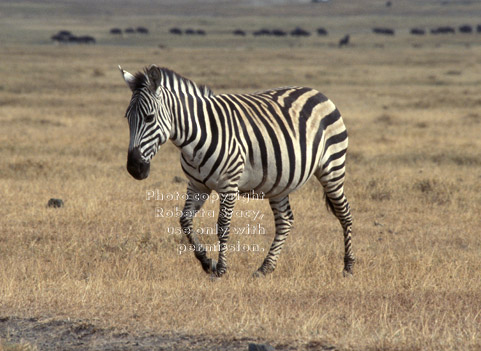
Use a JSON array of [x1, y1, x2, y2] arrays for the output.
[[181, 159, 314, 199], [237, 160, 316, 199]]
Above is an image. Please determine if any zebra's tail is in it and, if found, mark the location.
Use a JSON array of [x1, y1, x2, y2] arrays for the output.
[[324, 191, 336, 215]]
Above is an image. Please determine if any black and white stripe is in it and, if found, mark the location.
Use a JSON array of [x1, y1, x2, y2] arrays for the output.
[[120, 65, 355, 277]]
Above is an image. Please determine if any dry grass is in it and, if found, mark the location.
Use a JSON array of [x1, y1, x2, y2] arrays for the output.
[[1, 1, 481, 350]]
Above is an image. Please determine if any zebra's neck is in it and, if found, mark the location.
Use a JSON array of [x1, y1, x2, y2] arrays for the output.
[[154, 68, 209, 143], [163, 83, 212, 153]]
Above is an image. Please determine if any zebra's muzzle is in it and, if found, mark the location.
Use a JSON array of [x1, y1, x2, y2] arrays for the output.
[[127, 147, 150, 180]]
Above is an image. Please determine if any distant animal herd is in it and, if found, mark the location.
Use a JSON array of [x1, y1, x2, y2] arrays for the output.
[[51, 23, 481, 46], [50, 31, 96, 44]]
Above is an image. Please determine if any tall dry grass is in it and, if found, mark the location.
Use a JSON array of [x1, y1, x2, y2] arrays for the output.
[[1, 9, 481, 349]]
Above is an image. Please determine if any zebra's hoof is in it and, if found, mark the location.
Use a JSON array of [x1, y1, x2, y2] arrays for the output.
[[209, 273, 221, 282], [201, 258, 217, 274], [342, 268, 353, 277], [213, 263, 226, 277], [252, 270, 266, 278]]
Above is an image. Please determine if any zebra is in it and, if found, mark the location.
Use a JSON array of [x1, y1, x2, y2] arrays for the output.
[[119, 64, 355, 278]]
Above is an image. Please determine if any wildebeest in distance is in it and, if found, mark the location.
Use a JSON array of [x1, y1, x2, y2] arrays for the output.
[[233, 29, 246, 36], [51, 30, 73, 43], [339, 34, 350, 47], [58, 30, 72, 37], [51, 31, 95, 44], [110, 28, 122, 35], [290, 27, 310, 37], [477, 24, 481, 33], [125, 27, 135, 34], [317, 27, 328, 36], [182, 29, 205, 35], [410, 28, 426, 35], [136, 27, 149, 34], [430, 26, 455, 34], [169, 28, 182, 35], [458, 25, 473, 34], [169, 28, 206, 36], [253, 29, 271, 36], [272, 29, 287, 37], [372, 27, 395, 35]]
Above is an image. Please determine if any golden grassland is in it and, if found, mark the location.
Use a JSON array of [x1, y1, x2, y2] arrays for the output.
[[1, 2, 481, 350]]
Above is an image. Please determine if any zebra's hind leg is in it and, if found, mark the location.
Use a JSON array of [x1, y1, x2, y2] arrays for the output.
[[315, 171, 355, 276], [180, 183, 216, 274], [254, 196, 293, 277]]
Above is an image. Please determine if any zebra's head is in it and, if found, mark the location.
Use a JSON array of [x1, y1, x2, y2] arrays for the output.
[[119, 65, 172, 180]]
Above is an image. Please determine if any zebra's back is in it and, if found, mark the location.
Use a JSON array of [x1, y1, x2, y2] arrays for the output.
[[208, 86, 348, 198]]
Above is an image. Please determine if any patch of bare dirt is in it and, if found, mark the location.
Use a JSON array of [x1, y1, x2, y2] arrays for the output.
[[0, 316, 318, 351]]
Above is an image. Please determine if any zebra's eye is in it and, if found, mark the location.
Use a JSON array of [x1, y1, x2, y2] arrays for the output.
[[145, 113, 155, 123]]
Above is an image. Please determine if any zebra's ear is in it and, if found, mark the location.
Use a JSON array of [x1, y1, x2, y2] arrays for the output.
[[146, 64, 162, 96], [119, 65, 136, 92]]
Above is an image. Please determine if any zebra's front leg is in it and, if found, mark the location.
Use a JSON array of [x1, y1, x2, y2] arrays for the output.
[[212, 192, 238, 277], [179, 183, 216, 274], [255, 196, 293, 277]]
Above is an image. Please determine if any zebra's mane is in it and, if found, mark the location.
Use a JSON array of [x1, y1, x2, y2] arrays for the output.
[[133, 67, 214, 97]]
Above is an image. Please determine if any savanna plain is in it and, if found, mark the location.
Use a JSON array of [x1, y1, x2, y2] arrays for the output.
[[1, 1, 481, 350]]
